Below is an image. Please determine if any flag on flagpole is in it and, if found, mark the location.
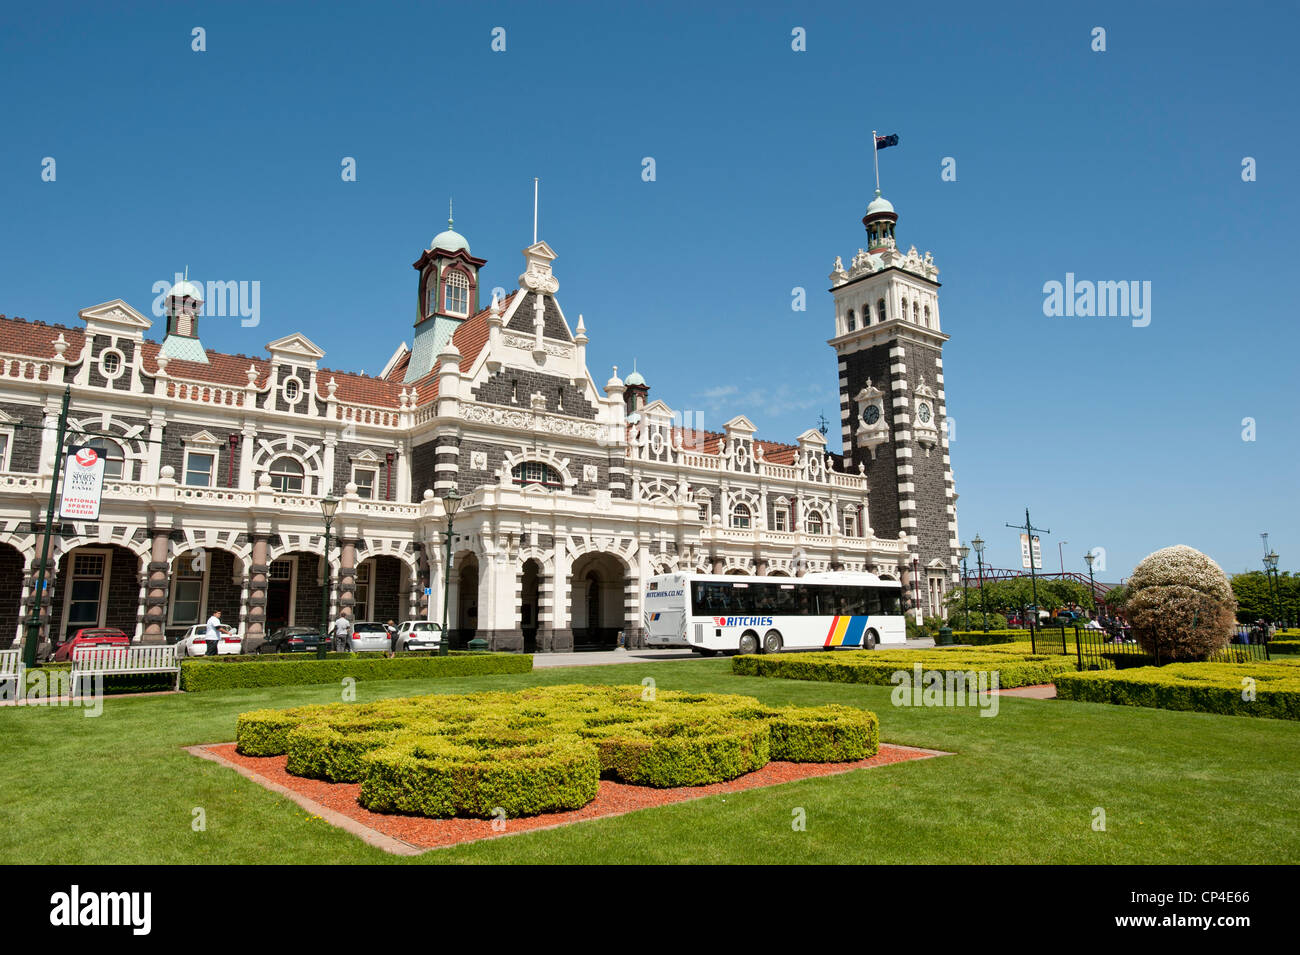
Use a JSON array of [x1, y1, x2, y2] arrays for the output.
[[875, 133, 899, 150]]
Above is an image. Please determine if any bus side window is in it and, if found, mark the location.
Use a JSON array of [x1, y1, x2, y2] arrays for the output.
[[865, 587, 882, 615], [841, 588, 866, 616]]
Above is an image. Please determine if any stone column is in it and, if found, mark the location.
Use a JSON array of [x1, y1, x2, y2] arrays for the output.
[[245, 536, 269, 640], [338, 540, 357, 622], [141, 529, 171, 644], [416, 545, 431, 620], [549, 539, 573, 652]]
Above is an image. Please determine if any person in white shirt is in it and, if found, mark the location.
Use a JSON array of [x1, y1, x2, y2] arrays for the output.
[[333, 614, 352, 651], [204, 610, 223, 656]]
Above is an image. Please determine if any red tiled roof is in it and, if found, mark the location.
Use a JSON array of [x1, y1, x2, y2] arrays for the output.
[[0, 315, 85, 360], [669, 427, 799, 465], [410, 290, 520, 405], [140, 341, 271, 388], [383, 350, 411, 381]]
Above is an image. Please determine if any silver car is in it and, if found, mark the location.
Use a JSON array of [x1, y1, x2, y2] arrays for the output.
[[394, 620, 442, 652], [347, 621, 393, 653]]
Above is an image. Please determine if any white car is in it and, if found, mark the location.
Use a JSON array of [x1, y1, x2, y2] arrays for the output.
[[393, 621, 442, 652], [347, 621, 394, 653], [177, 623, 242, 656]]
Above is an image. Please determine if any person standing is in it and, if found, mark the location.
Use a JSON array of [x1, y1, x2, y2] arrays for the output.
[[385, 619, 398, 654], [333, 613, 352, 651], [204, 609, 223, 656]]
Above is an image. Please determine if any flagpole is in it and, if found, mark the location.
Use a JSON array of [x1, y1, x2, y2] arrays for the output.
[[872, 129, 880, 193]]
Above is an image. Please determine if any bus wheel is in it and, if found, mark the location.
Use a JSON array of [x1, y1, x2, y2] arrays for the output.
[[864, 629, 879, 650], [738, 632, 759, 655], [763, 630, 783, 654]]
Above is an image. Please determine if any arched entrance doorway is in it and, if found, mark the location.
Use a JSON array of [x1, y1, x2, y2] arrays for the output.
[[520, 559, 541, 653], [0, 544, 24, 648], [455, 554, 479, 649], [570, 552, 625, 650], [49, 544, 142, 644], [353, 554, 404, 624], [167, 548, 244, 642]]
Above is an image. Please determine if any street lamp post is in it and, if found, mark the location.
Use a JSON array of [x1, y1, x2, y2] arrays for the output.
[[1058, 540, 1069, 576], [318, 496, 338, 659], [439, 489, 462, 656], [1083, 550, 1098, 616], [971, 533, 988, 632], [1264, 550, 1280, 633], [958, 544, 971, 631]]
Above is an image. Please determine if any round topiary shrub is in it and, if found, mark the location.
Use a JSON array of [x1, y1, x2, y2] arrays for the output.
[[1126, 545, 1238, 662]]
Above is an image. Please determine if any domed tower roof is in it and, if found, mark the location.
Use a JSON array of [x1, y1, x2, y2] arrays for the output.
[[431, 200, 470, 254], [168, 278, 204, 301], [862, 189, 899, 252]]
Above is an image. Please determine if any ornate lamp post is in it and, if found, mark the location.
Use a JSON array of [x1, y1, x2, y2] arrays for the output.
[[971, 534, 989, 632], [318, 496, 338, 659], [1264, 550, 1280, 632], [439, 489, 462, 656], [957, 544, 971, 630], [1083, 549, 1098, 616]]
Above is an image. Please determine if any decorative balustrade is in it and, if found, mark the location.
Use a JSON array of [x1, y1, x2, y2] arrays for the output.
[[336, 403, 400, 428], [0, 354, 53, 382], [165, 380, 247, 407]]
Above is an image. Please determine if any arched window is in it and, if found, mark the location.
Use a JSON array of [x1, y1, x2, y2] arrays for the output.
[[730, 502, 752, 529], [425, 274, 438, 316], [845, 309, 856, 332], [862, 303, 871, 325], [512, 461, 563, 489], [85, 437, 125, 480], [924, 305, 932, 328], [269, 456, 305, 494], [913, 301, 920, 324], [877, 298, 886, 323], [843, 511, 859, 537], [901, 297, 909, 320], [805, 511, 824, 535], [444, 270, 470, 316]]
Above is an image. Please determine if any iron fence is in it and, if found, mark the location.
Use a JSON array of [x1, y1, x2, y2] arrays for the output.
[[1027, 624, 1272, 671]]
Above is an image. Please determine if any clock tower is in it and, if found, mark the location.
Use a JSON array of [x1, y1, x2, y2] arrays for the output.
[[829, 190, 959, 618]]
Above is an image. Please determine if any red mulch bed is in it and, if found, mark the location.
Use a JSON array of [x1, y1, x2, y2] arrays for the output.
[[199, 741, 944, 852]]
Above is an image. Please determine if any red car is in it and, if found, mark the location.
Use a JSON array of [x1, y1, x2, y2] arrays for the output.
[[52, 628, 129, 662]]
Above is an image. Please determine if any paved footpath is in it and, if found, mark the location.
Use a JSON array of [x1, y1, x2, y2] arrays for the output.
[[532, 638, 938, 668]]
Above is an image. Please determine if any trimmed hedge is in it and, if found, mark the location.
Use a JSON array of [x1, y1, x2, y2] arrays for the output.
[[1270, 640, 1300, 655], [952, 630, 1021, 646], [1055, 663, 1300, 720], [732, 649, 1075, 689], [182, 653, 532, 691], [237, 684, 880, 817]]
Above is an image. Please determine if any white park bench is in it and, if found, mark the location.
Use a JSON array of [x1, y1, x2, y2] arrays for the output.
[[71, 645, 181, 692], [0, 649, 19, 679]]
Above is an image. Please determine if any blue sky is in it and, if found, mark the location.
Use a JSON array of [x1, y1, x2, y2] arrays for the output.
[[2, 1, 1296, 579]]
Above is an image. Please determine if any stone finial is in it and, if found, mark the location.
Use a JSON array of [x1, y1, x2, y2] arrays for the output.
[[258, 473, 271, 488], [344, 481, 358, 497], [422, 489, 435, 501], [159, 465, 175, 482], [52, 333, 68, 357], [327, 376, 338, 398], [246, 363, 259, 385]]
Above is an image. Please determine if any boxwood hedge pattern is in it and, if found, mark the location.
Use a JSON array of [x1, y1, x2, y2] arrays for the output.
[[1054, 663, 1300, 720], [732, 649, 1075, 688], [236, 684, 879, 818], [182, 652, 532, 691]]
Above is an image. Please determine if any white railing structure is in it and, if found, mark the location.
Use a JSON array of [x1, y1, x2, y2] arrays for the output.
[[0, 649, 19, 678], [0, 354, 54, 383]]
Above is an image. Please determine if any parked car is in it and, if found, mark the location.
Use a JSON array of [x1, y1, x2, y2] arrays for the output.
[[347, 621, 392, 653], [52, 628, 129, 662], [393, 620, 442, 652], [176, 623, 242, 656], [257, 626, 329, 654]]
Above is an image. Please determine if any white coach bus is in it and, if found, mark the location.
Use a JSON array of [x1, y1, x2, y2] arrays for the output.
[[643, 572, 905, 655]]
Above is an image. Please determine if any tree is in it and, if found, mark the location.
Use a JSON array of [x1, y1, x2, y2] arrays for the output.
[[1126, 546, 1237, 661], [1231, 570, 1298, 625]]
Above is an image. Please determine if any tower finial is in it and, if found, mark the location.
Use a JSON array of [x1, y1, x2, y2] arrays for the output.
[[448, 197, 454, 229]]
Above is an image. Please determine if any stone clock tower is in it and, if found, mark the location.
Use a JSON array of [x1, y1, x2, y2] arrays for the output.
[[829, 190, 959, 618]]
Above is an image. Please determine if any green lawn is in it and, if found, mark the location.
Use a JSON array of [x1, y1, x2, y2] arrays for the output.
[[2, 659, 1298, 864]]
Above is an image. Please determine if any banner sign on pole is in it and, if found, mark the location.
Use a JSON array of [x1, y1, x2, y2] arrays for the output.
[[59, 446, 106, 521]]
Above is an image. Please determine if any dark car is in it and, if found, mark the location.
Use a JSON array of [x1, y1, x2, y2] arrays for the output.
[[257, 626, 329, 654], [52, 628, 129, 662]]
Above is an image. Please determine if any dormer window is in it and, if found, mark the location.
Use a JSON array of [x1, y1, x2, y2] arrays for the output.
[[512, 461, 562, 489], [444, 270, 470, 316]]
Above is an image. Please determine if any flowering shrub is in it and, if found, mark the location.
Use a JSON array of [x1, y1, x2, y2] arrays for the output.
[[1125, 546, 1237, 662]]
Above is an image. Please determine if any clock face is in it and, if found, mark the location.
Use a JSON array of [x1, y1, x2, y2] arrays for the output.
[[863, 404, 880, 425], [918, 403, 932, 423]]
